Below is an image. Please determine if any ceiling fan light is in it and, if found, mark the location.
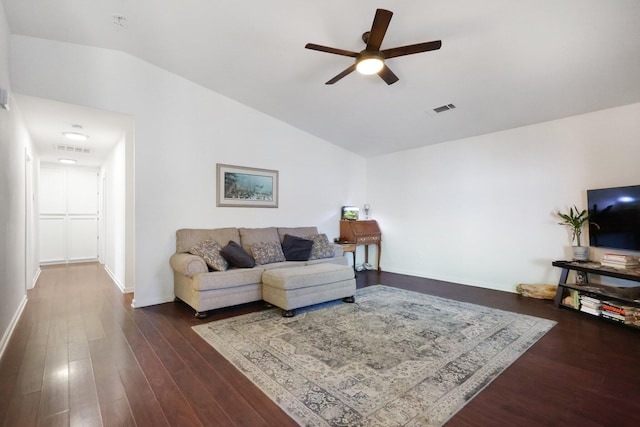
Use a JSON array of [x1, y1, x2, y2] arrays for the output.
[[356, 57, 384, 75]]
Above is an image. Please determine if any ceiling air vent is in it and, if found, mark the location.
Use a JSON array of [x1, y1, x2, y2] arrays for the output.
[[433, 104, 456, 113], [55, 144, 92, 154]]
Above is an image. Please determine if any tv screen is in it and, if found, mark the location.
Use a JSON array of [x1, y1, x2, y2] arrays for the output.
[[587, 184, 640, 251]]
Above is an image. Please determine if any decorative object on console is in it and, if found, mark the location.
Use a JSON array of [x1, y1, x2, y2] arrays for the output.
[[363, 203, 370, 219], [216, 163, 278, 208], [341, 205, 359, 220], [575, 270, 587, 284], [556, 205, 596, 261]]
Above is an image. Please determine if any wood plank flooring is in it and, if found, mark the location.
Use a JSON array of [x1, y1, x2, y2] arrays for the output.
[[1, 262, 639, 426]]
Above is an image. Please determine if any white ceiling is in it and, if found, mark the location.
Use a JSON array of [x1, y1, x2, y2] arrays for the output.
[[4, 0, 640, 163], [13, 94, 132, 168]]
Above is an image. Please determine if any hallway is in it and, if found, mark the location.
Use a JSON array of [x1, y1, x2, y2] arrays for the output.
[[0, 262, 291, 426]]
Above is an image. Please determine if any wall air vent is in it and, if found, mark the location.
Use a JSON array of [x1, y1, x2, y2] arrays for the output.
[[55, 144, 92, 154], [433, 104, 456, 113]]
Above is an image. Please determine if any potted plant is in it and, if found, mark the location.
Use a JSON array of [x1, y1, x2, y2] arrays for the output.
[[557, 206, 592, 261]]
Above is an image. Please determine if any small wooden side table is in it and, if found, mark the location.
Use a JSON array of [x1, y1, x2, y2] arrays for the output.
[[339, 220, 382, 271], [337, 242, 357, 271]]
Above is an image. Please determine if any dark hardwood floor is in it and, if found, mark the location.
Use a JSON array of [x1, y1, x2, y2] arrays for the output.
[[1, 262, 639, 426]]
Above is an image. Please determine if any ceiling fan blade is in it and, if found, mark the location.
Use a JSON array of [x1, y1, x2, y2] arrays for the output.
[[381, 40, 442, 59], [378, 65, 399, 85], [366, 9, 393, 51], [305, 43, 358, 58], [326, 64, 357, 85]]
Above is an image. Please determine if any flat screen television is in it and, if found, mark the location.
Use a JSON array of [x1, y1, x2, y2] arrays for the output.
[[587, 184, 640, 252]]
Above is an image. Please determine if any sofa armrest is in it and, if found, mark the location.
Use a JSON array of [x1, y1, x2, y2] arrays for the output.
[[332, 243, 344, 257], [170, 253, 208, 276]]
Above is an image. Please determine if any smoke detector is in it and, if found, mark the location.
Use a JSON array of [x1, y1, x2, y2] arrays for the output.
[[112, 15, 127, 28]]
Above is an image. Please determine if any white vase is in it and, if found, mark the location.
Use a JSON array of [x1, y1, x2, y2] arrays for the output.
[[572, 246, 589, 261]]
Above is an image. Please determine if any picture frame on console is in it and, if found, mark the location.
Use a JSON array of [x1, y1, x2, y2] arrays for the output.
[[216, 163, 278, 208], [341, 206, 359, 221]]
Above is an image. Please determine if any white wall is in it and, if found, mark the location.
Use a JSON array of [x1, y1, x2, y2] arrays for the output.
[[367, 103, 640, 292], [10, 35, 367, 307], [12, 32, 638, 310], [101, 132, 130, 291], [0, 3, 37, 357]]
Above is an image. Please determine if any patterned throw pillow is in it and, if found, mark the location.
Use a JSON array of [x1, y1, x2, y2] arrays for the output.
[[306, 233, 334, 260], [189, 240, 228, 271], [250, 241, 286, 265]]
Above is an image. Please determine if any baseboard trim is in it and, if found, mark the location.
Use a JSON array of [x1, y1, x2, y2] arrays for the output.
[[0, 295, 28, 362], [381, 267, 515, 294], [131, 294, 175, 309], [29, 268, 41, 289], [103, 265, 134, 294], [40, 258, 99, 266]]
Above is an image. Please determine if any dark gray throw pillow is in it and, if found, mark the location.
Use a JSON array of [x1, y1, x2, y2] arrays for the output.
[[220, 240, 256, 268], [282, 234, 313, 261]]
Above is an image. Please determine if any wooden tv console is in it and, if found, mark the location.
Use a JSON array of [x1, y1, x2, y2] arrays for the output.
[[552, 260, 640, 330]]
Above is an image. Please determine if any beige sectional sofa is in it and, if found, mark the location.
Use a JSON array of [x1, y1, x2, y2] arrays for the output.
[[169, 226, 349, 317]]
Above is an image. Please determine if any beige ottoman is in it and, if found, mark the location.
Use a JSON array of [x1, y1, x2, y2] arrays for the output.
[[262, 263, 356, 317]]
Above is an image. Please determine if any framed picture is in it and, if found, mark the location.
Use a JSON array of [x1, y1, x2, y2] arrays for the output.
[[216, 163, 278, 208], [341, 206, 359, 220]]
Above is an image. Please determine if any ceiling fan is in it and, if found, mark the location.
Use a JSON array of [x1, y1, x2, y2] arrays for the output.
[[305, 8, 442, 85]]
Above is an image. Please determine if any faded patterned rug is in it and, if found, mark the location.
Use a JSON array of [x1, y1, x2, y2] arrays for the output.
[[193, 285, 556, 426]]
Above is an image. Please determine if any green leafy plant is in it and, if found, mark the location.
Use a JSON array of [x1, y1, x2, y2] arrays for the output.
[[557, 206, 590, 247]]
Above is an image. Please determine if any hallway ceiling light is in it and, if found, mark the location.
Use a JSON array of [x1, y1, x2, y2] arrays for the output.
[[62, 131, 89, 141], [59, 158, 77, 164]]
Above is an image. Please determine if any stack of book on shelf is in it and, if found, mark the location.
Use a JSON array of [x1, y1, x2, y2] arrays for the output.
[[601, 301, 636, 324], [600, 253, 640, 269], [579, 295, 602, 316]]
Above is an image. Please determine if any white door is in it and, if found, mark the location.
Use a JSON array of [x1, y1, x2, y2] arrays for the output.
[[39, 166, 99, 264]]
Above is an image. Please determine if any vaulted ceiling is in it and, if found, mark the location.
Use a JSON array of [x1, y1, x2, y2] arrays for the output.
[[4, 0, 640, 160]]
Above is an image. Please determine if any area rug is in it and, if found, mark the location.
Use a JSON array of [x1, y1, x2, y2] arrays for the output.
[[192, 285, 556, 427]]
